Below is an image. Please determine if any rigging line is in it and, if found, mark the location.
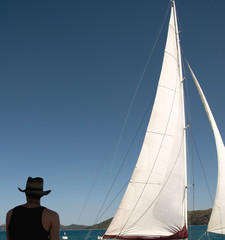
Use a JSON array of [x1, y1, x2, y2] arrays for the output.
[[198, 231, 207, 240], [190, 127, 195, 211], [181, 53, 196, 212], [122, 115, 186, 236], [107, 0, 171, 172], [76, 167, 103, 224], [122, 133, 186, 235], [118, 5, 184, 235], [181, 47, 192, 125], [93, 91, 155, 226], [85, 229, 92, 240], [76, 166, 102, 224], [181, 46, 199, 215], [190, 131, 214, 204], [95, 180, 129, 223], [76, 133, 117, 224], [206, 232, 211, 240], [92, 1, 171, 227], [181, 49, 214, 204], [185, 98, 196, 213], [119, 64, 183, 235], [96, 91, 156, 224]]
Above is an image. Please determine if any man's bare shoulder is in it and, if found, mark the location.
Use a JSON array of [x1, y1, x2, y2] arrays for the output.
[[6, 208, 14, 227], [44, 208, 58, 215], [43, 208, 60, 220], [6, 209, 13, 216], [6, 209, 14, 219], [42, 207, 60, 234]]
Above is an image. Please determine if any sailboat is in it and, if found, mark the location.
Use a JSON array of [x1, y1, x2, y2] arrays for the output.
[[62, 232, 69, 240], [101, 0, 225, 239]]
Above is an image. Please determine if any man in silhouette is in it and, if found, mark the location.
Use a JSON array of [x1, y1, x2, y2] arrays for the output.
[[6, 177, 60, 240]]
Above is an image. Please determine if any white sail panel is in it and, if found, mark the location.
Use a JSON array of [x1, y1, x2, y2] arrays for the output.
[[187, 63, 225, 235], [104, 3, 188, 239]]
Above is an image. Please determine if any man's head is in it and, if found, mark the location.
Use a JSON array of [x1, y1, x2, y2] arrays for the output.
[[18, 177, 51, 199]]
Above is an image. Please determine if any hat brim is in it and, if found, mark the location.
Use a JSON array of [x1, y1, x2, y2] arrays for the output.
[[18, 187, 51, 196]]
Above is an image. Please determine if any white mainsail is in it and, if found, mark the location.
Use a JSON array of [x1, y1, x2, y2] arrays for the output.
[[103, 1, 188, 239], [187, 63, 225, 235]]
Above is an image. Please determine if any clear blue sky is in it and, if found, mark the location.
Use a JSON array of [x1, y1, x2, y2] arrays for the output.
[[0, 0, 224, 226]]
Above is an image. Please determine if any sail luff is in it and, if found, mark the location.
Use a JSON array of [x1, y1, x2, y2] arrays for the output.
[[187, 62, 225, 235], [103, 1, 188, 239], [172, 1, 188, 228]]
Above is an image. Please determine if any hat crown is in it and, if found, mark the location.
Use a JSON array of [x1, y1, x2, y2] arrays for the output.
[[26, 177, 44, 191]]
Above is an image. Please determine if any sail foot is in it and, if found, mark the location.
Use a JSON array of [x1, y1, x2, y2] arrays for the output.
[[103, 225, 188, 240]]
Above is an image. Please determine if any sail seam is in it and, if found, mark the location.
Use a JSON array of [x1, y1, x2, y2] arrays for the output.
[[130, 181, 160, 185], [130, 134, 185, 228], [146, 130, 173, 137], [158, 84, 178, 93], [169, 23, 175, 33], [164, 50, 177, 62]]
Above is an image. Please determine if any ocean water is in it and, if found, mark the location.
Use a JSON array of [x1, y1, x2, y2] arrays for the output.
[[1, 226, 225, 240]]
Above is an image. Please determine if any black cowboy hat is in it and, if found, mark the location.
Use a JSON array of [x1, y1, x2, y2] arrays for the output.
[[18, 177, 51, 196]]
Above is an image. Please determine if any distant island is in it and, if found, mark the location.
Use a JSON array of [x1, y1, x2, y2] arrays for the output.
[[188, 209, 212, 226], [60, 218, 113, 231], [0, 209, 212, 231], [0, 218, 113, 231]]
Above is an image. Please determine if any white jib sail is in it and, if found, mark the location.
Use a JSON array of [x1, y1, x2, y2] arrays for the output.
[[187, 63, 225, 235], [104, 2, 188, 239]]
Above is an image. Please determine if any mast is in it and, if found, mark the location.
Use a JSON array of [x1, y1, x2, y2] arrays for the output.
[[172, 0, 188, 227]]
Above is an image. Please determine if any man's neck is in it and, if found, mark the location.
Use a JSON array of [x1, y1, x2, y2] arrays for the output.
[[26, 198, 41, 206]]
